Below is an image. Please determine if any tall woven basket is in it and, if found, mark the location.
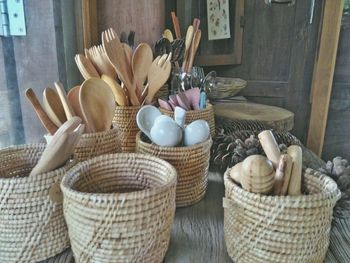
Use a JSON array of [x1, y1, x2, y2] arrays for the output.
[[223, 168, 340, 263], [160, 103, 216, 137], [61, 153, 177, 263], [136, 132, 212, 207], [113, 105, 140, 152], [0, 144, 76, 262]]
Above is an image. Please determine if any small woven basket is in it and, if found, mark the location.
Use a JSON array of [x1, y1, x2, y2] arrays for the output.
[[160, 103, 216, 137], [223, 168, 340, 263], [113, 105, 140, 152], [61, 153, 177, 263], [0, 144, 76, 262], [136, 132, 212, 207], [207, 77, 247, 100]]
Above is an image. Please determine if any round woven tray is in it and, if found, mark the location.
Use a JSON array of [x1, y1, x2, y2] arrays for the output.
[[0, 144, 76, 262], [61, 153, 177, 263], [207, 77, 247, 100], [113, 105, 140, 152], [136, 132, 212, 207], [223, 168, 340, 263], [160, 102, 216, 137]]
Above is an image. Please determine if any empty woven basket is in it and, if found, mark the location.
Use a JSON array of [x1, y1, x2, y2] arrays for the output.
[[223, 168, 340, 263], [136, 132, 212, 207], [0, 144, 76, 262], [61, 153, 177, 263]]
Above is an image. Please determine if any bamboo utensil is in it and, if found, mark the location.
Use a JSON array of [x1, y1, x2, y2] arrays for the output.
[[163, 29, 174, 42], [86, 45, 116, 79], [279, 154, 293, 195], [102, 28, 139, 106], [143, 53, 172, 104], [122, 43, 133, 69], [75, 54, 100, 79], [186, 29, 202, 74], [101, 74, 128, 106], [287, 145, 303, 195], [79, 78, 116, 132], [273, 154, 288, 195], [67, 86, 90, 133], [54, 81, 75, 120], [132, 43, 153, 97], [171, 11, 181, 38], [29, 117, 83, 176], [43, 87, 67, 127], [182, 25, 193, 71], [258, 130, 281, 168], [25, 88, 58, 135]]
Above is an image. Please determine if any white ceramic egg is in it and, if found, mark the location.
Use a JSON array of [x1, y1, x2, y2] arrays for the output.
[[150, 118, 183, 147], [184, 120, 210, 146]]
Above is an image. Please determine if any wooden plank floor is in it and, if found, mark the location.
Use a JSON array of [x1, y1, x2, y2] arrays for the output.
[[42, 171, 232, 263]]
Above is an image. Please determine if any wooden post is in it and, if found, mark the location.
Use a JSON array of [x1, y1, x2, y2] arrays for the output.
[[81, 0, 98, 49], [307, 0, 344, 156]]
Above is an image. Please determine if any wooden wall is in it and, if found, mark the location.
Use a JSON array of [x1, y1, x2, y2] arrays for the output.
[[323, 12, 350, 160], [96, 0, 165, 48]]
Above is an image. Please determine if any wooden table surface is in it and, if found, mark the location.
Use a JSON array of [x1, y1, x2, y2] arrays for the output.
[[42, 171, 232, 263]]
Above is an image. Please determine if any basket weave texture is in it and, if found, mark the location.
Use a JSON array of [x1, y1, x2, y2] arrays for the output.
[[223, 168, 340, 263], [207, 77, 247, 100], [136, 132, 212, 207], [113, 105, 140, 152], [61, 153, 177, 263], [74, 126, 121, 161], [0, 144, 76, 262], [160, 103, 216, 137]]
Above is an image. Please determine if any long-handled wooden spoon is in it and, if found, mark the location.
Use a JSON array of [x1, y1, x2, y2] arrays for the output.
[[43, 87, 67, 127], [67, 86, 91, 133], [54, 81, 75, 120], [79, 78, 116, 132], [186, 29, 202, 74], [25, 88, 58, 135], [132, 43, 153, 97], [182, 25, 194, 71]]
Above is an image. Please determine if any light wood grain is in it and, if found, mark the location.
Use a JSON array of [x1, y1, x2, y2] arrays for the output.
[[81, 0, 98, 49], [213, 101, 294, 132], [307, 0, 344, 156]]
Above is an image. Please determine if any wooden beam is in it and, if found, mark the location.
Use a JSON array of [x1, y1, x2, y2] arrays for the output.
[[81, 0, 98, 49], [306, 0, 344, 156]]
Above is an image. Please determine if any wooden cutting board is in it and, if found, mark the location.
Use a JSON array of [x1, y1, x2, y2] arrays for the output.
[[213, 101, 294, 132]]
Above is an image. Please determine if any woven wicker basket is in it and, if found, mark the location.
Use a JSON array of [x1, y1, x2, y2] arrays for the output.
[[136, 132, 212, 207], [113, 105, 140, 152], [45, 126, 121, 162], [0, 144, 76, 262], [207, 77, 247, 100], [61, 153, 177, 263], [223, 168, 340, 263], [160, 103, 216, 137]]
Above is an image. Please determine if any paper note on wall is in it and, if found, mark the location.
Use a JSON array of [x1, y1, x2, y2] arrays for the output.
[[207, 0, 231, 40]]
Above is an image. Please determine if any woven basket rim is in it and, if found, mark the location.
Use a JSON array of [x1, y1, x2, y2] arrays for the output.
[[61, 153, 177, 199], [159, 102, 213, 114], [115, 105, 141, 110], [0, 143, 75, 183], [224, 167, 340, 203], [136, 131, 212, 151], [44, 125, 119, 139]]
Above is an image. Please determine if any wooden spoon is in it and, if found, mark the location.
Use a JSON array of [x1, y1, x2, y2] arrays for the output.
[[186, 29, 202, 74], [101, 74, 128, 106], [43, 87, 67, 127], [25, 88, 58, 135], [54, 81, 75, 120], [29, 117, 83, 176], [75, 54, 100, 79], [79, 78, 116, 132], [122, 43, 133, 69], [67, 86, 91, 133], [132, 43, 153, 97], [182, 25, 194, 71], [163, 29, 174, 42]]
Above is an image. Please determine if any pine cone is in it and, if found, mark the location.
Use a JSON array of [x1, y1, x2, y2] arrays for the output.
[[211, 134, 260, 170]]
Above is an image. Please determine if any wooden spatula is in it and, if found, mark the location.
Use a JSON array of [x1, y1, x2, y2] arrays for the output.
[[54, 81, 76, 120], [25, 88, 58, 135], [29, 117, 83, 176], [43, 87, 67, 127]]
